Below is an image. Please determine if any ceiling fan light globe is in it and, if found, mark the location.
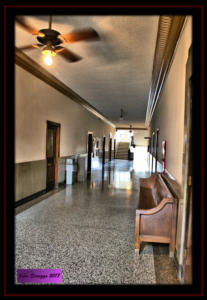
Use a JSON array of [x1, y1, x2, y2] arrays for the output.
[[44, 55, 53, 66]]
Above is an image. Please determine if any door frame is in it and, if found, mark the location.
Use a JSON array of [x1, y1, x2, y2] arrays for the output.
[[180, 46, 192, 283], [46, 120, 61, 191]]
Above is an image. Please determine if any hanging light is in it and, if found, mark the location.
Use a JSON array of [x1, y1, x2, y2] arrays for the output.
[[42, 45, 56, 66], [120, 108, 124, 121]]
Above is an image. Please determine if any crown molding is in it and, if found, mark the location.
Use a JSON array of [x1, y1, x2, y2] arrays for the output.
[[145, 16, 186, 126], [15, 47, 115, 128]]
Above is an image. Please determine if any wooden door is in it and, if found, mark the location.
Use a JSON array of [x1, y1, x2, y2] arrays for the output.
[[109, 137, 112, 161], [46, 121, 60, 191], [182, 45, 192, 284], [87, 133, 93, 173], [102, 136, 106, 165]]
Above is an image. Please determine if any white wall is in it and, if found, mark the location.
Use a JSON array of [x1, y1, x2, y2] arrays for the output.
[[15, 65, 115, 163], [150, 17, 192, 186], [150, 17, 192, 267]]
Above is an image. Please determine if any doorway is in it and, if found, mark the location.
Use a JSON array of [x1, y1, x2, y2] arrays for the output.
[[46, 121, 60, 191], [109, 133, 112, 161], [87, 132, 93, 174]]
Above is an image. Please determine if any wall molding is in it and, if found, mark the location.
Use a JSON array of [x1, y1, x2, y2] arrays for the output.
[[145, 16, 186, 125], [15, 47, 115, 128]]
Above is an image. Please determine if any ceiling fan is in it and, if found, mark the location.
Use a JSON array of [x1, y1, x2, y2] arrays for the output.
[[16, 16, 101, 66]]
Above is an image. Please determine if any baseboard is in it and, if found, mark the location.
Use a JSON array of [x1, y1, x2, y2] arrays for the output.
[[15, 181, 67, 208], [15, 189, 47, 208]]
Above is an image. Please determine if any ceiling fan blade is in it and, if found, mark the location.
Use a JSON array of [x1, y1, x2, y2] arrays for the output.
[[58, 27, 100, 44], [55, 46, 65, 53], [57, 47, 82, 62], [15, 17, 45, 37], [18, 44, 43, 51]]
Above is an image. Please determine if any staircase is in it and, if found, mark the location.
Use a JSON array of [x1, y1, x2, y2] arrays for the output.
[[115, 142, 130, 160]]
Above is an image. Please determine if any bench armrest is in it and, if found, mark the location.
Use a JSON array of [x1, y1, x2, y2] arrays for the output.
[[136, 198, 174, 215]]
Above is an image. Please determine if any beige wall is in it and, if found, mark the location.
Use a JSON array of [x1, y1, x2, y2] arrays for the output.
[[133, 129, 150, 146], [150, 17, 192, 186], [15, 65, 115, 163]]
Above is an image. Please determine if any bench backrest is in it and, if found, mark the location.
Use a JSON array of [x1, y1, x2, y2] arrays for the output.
[[152, 174, 172, 206], [139, 173, 173, 209]]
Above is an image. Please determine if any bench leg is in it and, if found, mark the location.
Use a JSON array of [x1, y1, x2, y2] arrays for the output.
[[169, 241, 175, 257], [169, 245, 175, 257], [169, 251, 174, 258], [135, 248, 140, 254], [134, 213, 140, 253]]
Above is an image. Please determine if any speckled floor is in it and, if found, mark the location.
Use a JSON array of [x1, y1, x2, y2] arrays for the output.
[[15, 156, 179, 285]]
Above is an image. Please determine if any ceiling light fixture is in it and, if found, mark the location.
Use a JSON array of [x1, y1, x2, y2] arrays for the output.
[[42, 44, 56, 66], [16, 15, 100, 66], [120, 108, 124, 121]]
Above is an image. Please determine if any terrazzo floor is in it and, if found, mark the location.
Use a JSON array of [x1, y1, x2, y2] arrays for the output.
[[15, 156, 179, 285]]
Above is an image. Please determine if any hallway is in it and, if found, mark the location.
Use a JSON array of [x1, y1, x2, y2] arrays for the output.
[[11, 12, 196, 290], [15, 157, 178, 285]]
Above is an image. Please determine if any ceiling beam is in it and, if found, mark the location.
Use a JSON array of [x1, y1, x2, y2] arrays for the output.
[[15, 47, 116, 128], [145, 16, 186, 126]]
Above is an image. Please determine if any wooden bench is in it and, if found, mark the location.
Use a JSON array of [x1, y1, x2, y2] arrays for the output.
[[134, 173, 177, 257]]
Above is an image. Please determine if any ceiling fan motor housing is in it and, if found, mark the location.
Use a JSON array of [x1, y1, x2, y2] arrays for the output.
[[37, 29, 62, 46]]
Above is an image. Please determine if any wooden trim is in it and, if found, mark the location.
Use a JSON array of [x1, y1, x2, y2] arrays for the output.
[[15, 47, 115, 128], [47, 120, 60, 127], [140, 235, 170, 244], [145, 16, 186, 125]]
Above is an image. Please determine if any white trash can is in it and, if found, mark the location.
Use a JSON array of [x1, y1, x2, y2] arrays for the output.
[[66, 159, 73, 184], [77, 154, 88, 182]]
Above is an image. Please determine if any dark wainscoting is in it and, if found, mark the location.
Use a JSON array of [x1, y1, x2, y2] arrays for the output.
[[15, 160, 47, 202], [15, 158, 70, 205], [15, 189, 47, 208]]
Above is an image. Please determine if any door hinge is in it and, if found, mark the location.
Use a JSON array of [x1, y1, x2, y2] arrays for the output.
[[188, 176, 192, 187]]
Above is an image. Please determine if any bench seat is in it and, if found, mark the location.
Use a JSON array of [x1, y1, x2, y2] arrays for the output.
[[135, 173, 177, 257]]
